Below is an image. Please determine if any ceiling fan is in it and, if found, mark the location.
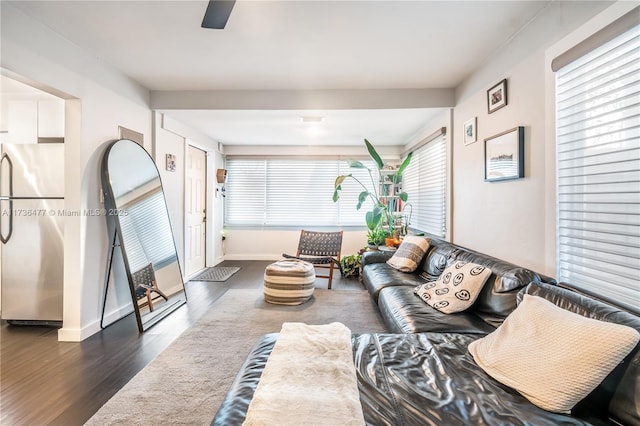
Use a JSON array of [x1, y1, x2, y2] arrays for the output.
[[201, 0, 236, 29]]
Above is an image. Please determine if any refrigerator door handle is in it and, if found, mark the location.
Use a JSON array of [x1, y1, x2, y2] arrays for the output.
[[0, 153, 14, 244]]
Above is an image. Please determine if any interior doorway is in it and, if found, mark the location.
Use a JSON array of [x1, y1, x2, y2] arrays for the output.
[[0, 75, 67, 325], [185, 145, 207, 277]]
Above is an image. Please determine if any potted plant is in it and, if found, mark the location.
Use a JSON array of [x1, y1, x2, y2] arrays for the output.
[[367, 226, 389, 249], [340, 253, 363, 277], [333, 139, 412, 232]]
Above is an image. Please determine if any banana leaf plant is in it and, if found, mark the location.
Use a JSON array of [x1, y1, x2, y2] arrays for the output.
[[333, 139, 412, 230]]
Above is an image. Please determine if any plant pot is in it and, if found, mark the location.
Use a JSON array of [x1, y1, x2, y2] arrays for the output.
[[385, 237, 400, 248]]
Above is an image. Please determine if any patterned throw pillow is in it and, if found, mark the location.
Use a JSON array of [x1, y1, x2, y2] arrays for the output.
[[386, 236, 431, 273], [414, 261, 491, 314], [468, 295, 640, 413]]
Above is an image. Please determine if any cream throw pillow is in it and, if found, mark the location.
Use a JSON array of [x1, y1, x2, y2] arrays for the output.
[[386, 236, 430, 273], [414, 261, 491, 314], [468, 294, 640, 413]]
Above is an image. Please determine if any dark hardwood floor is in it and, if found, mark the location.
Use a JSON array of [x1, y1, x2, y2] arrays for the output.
[[0, 260, 364, 425]]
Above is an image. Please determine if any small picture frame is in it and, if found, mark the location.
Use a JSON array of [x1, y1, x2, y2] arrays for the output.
[[166, 153, 176, 172], [463, 117, 477, 145], [484, 126, 524, 182], [487, 79, 508, 114]]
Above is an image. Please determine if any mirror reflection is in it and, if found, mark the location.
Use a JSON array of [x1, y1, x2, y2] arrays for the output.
[[102, 139, 186, 332]]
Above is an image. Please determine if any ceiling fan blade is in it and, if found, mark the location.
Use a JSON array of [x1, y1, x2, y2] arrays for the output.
[[202, 0, 236, 29]]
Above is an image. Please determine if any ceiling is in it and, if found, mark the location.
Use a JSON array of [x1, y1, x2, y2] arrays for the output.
[[5, 1, 560, 146]]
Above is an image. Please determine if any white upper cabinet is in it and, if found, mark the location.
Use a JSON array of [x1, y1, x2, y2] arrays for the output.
[[38, 100, 65, 139], [6, 99, 64, 144], [7, 100, 38, 144]]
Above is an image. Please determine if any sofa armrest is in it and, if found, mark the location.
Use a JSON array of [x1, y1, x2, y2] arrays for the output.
[[362, 250, 394, 266]]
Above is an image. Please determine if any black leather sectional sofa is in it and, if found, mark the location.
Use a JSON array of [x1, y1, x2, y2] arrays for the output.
[[362, 238, 557, 334], [213, 236, 640, 425]]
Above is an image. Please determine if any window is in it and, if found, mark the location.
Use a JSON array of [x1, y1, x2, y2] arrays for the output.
[[224, 158, 376, 227], [555, 23, 639, 313], [403, 133, 447, 237]]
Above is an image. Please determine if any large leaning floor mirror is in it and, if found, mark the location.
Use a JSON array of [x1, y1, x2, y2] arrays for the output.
[[101, 139, 186, 332]]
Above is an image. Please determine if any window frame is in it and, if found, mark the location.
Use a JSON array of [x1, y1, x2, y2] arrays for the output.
[[552, 16, 640, 314], [223, 157, 378, 228]]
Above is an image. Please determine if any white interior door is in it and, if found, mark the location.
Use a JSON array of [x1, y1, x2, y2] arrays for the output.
[[185, 145, 207, 276]]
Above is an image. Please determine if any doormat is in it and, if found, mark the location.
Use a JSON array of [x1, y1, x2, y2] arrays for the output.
[[191, 266, 241, 282]]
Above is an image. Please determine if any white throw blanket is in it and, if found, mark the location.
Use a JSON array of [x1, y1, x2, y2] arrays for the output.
[[243, 322, 365, 426]]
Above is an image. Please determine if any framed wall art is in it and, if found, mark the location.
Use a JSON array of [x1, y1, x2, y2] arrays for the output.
[[484, 126, 524, 182], [463, 117, 477, 145], [487, 79, 508, 114], [166, 153, 176, 172]]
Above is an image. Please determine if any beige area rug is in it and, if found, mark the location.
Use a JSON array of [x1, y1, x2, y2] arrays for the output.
[[85, 288, 386, 426]]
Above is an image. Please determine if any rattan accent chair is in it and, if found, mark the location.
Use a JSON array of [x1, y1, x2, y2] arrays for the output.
[[282, 230, 343, 289]]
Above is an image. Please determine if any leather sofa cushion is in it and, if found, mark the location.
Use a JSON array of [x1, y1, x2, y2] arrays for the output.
[[377, 286, 496, 334], [610, 352, 640, 425], [520, 282, 640, 329], [362, 262, 424, 301], [454, 249, 542, 293], [453, 249, 542, 317], [417, 239, 458, 281], [361, 250, 394, 267], [356, 333, 603, 426], [474, 279, 525, 318]]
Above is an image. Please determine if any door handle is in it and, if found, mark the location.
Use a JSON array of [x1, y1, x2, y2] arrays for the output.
[[0, 153, 13, 244]]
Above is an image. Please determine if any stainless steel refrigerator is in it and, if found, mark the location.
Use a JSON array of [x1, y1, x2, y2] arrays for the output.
[[0, 143, 64, 326]]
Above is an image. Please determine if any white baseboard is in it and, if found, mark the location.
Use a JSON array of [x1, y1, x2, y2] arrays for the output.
[[58, 306, 134, 342], [58, 323, 99, 342]]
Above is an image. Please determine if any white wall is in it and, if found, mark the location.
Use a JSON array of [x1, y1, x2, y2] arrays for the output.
[[450, 1, 613, 276], [1, 3, 153, 341], [154, 114, 186, 266], [452, 51, 547, 272], [224, 229, 369, 261], [1, 3, 220, 341], [155, 113, 225, 273], [209, 144, 226, 266]]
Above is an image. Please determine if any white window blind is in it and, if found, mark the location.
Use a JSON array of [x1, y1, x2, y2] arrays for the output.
[[337, 160, 378, 225], [224, 158, 376, 227], [403, 134, 447, 237], [555, 23, 640, 313], [119, 189, 177, 272], [223, 159, 267, 226]]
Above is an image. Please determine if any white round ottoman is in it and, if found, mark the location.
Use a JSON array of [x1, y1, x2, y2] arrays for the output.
[[264, 259, 316, 305]]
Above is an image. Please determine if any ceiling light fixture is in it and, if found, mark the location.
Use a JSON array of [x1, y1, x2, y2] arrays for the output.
[[300, 116, 325, 123]]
